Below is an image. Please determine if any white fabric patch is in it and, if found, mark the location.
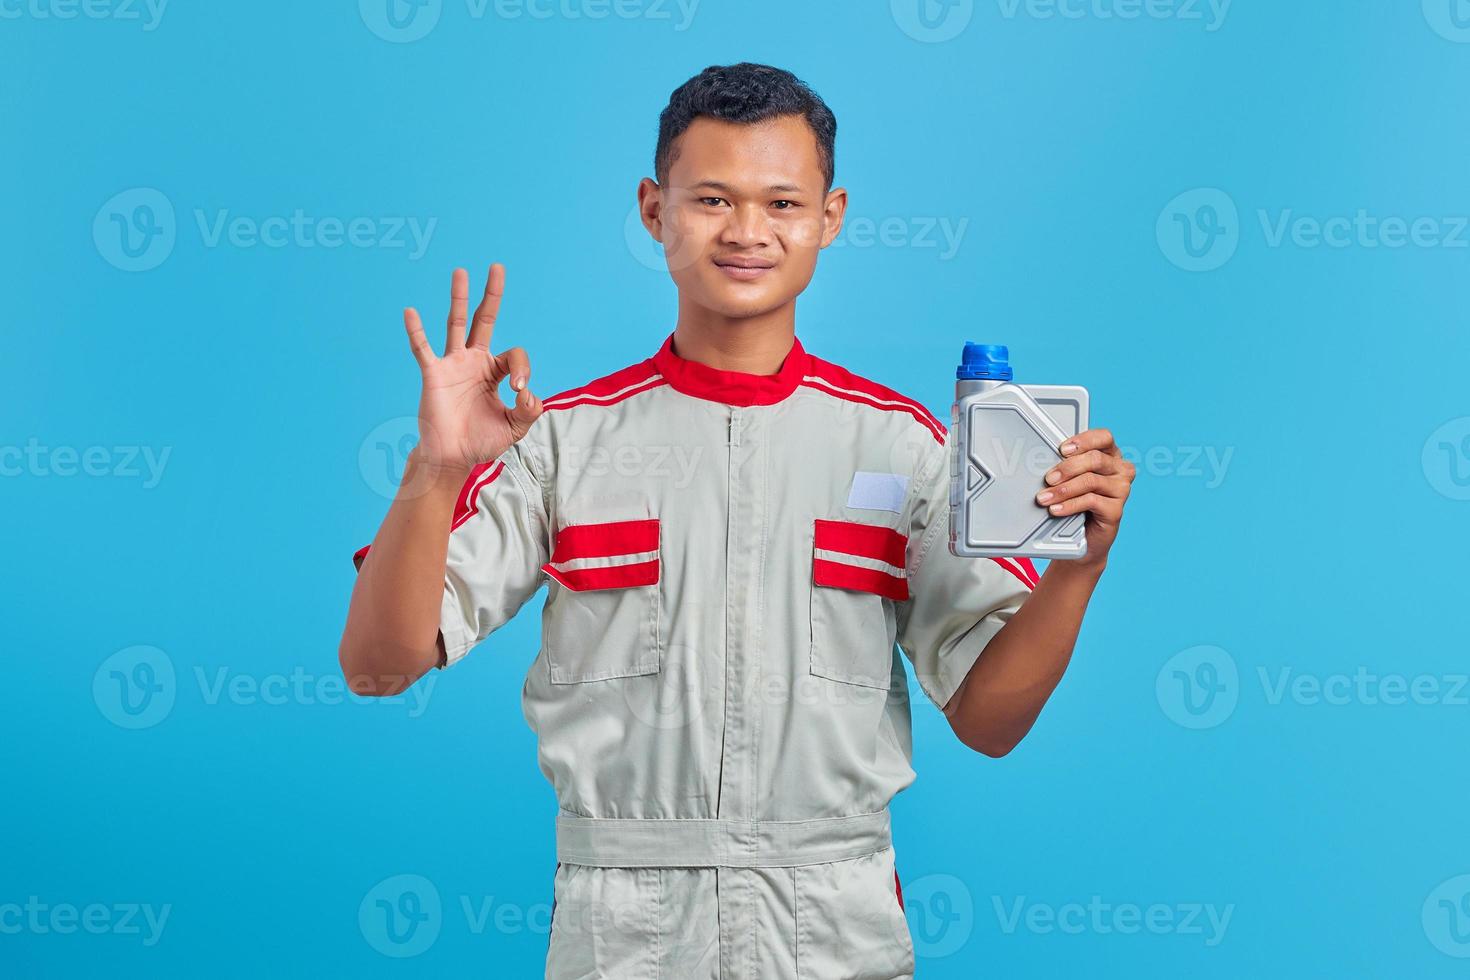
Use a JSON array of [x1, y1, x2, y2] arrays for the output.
[[845, 471, 909, 513]]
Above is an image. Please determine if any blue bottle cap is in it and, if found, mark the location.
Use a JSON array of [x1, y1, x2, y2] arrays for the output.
[[957, 342, 1013, 380]]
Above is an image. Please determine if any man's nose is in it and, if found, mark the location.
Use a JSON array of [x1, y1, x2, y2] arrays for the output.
[[720, 204, 771, 249]]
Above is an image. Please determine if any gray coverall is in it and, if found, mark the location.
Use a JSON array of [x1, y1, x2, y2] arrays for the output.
[[354, 332, 1035, 977]]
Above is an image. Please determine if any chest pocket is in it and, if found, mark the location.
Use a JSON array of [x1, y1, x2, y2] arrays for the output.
[[541, 518, 662, 684], [809, 519, 908, 690]]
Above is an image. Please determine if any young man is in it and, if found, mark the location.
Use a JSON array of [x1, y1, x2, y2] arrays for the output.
[[340, 63, 1135, 979]]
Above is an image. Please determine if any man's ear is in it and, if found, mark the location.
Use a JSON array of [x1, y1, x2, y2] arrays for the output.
[[637, 177, 664, 242], [819, 186, 848, 249]]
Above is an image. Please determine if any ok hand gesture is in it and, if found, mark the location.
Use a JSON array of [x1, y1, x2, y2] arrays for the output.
[[404, 264, 543, 477]]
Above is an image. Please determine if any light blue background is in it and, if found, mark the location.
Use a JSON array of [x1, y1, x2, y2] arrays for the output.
[[4, 1, 1468, 976]]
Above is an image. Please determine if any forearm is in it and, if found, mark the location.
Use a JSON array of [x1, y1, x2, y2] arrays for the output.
[[942, 559, 1105, 755], [339, 449, 471, 695]]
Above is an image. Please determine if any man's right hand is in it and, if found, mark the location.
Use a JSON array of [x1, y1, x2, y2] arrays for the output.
[[340, 263, 543, 695], [405, 264, 543, 478]]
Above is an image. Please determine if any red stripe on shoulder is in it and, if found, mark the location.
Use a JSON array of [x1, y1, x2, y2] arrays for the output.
[[542, 358, 664, 412], [990, 556, 1039, 590], [1015, 557, 1041, 588], [356, 459, 508, 562], [801, 355, 947, 444], [450, 460, 506, 531]]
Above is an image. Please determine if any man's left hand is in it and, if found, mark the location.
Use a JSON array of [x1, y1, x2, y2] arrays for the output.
[[1035, 427, 1135, 570]]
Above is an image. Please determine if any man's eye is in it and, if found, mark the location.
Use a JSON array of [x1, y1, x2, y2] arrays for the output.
[[772, 200, 797, 210], [699, 197, 726, 207]]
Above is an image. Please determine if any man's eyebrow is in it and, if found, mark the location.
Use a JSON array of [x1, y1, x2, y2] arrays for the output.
[[690, 180, 805, 194]]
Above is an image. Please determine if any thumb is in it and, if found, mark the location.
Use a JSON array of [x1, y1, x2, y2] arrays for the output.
[[506, 384, 544, 440]]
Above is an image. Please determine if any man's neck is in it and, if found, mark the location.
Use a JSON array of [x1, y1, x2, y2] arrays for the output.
[[670, 297, 797, 374]]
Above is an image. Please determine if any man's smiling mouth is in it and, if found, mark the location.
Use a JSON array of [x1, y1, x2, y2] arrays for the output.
[[713, 255, 776, 281]]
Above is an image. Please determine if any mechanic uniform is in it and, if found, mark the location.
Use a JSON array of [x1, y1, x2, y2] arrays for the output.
[[353, 332, 1038, 979]]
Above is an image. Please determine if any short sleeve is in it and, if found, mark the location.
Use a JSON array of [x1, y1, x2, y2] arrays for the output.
[[895, 432, 1039, 711], [353, 441, 550, 669]]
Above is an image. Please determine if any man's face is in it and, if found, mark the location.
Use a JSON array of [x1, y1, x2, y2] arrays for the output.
[[639, 115, 846, 320]]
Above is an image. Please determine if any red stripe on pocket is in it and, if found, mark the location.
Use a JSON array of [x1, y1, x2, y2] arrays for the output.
[[813, 519, 907, 568], [542, 558, 660, 592], [549, 519, 660, 563], [813, 557, 909, 601]]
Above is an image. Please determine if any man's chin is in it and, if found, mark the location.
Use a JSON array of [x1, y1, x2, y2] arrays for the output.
[[696, 287, 793, 321]]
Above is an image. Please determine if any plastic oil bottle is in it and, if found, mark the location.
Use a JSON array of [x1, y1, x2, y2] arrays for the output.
[[950, 343, 1090, 559]]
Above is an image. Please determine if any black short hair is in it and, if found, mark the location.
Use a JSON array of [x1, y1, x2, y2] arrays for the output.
[[655, 63, 837, 192]]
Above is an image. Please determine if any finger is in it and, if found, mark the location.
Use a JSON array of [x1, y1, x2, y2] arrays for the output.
[[1044, 490, 1124, 521], [505, 384, 544, 440], [1059, 427, 1117, 458], [467, 263, 506, 351], [403, 307, 435, 369], [494, 346, 531, 391], [1037, 472, 1131, 506], [1043, 449, 1120, 485], [445, 267, 470, 352]]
